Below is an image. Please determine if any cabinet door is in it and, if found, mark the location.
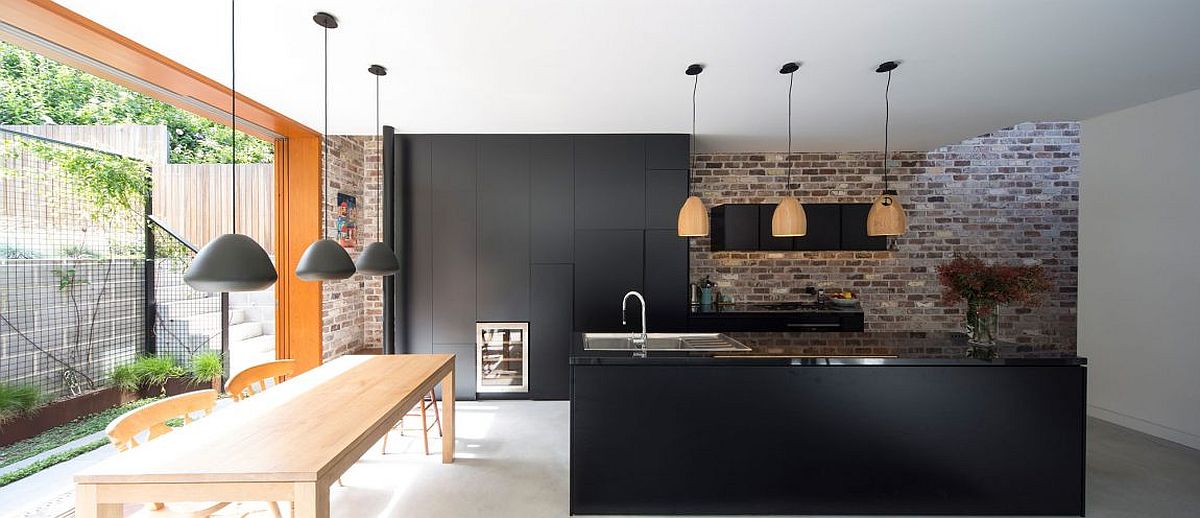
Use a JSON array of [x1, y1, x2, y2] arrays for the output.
[[432, 343, 476, 401], [531, 264, 572, 400], [711, 204, 760, 251], [402, 135, 434, 354], [531, 137, 574, 263], [840, 203, 889, 251], [574, 135, 645, 230], [477, 136, 531, 321], [574, 230, 644, 332], [432, 136, 477, 345], [758, 204, 797, 250], [646, 169, 688, 230], [644, 230, 688, 331], [645, 134, 690, 170], [793, 203, 841, 251]]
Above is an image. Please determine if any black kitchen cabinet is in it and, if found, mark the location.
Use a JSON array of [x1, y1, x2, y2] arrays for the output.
[[644, 230, 688, 331], [645, 169, 688, 230], [531, 137, 574, 263], [646, 134, 690, 170], [711, 204, 760, 251], [432, 343, 476, 401], [757, 204, 795, 251], [574, 135, 645, 230], [402, 136, 434, 354], [477, 136, 531, 321], [574, 230, 644, 332], [432, 136, 477, 345], [840, 203, 888, 251], [793, 203, 841, 251], [531, 264, 573, 400]]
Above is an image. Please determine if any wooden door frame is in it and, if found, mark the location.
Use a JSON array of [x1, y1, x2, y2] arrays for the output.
[[0, 0, 324, 372]]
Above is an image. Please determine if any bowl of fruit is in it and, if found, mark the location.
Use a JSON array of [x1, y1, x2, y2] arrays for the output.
[[828, 291, 859, 307]]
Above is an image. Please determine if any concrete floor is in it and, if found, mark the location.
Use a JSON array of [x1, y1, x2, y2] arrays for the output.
[[3, 401, 1199, 517]]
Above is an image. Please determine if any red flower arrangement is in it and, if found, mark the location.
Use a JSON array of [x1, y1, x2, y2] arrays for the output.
[[937, 255, 1052, 312], [937, 255, 1052, 349]]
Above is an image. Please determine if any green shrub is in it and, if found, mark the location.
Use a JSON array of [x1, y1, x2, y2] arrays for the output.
[[189, 351, 223, 385], [109, 355, 185, 394], [0, 245, 40, 259], [0, 384, 43, 426], [59, 245, 101, 259]]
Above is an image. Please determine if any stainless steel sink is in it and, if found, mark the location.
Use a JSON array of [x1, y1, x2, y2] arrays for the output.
[[583, 333, 750, 352]]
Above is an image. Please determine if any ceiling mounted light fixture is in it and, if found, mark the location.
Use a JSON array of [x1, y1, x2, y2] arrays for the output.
[[296, 12, 356, 281], [677, 63, 709, 237], [771, 61, 807, 237], [866, 60, 908, 237], [354, 64, 400, 276], [184, 0, 278, 293]]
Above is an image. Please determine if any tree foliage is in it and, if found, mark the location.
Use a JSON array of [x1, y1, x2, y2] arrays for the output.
[[0, 41, 271, 164]]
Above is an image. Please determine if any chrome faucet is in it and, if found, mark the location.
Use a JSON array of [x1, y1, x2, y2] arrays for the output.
[[621, 290, 648, 357]]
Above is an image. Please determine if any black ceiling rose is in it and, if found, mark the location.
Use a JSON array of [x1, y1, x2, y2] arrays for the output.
[[876, 60, 899, 73], [313, 12, 338, 29], [779, 62, 800, 74], [368, 64, 388, 76], [685, 64, 704, 75]]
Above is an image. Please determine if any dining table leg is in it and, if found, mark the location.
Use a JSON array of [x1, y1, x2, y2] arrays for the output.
[[442, 367, 455, 464], [292, 481, 330, 518], [75, 484, 122, 518]]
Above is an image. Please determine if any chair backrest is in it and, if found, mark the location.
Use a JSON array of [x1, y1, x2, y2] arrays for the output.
[[225, 359, 297, 401], [106, 389, 218, 452]]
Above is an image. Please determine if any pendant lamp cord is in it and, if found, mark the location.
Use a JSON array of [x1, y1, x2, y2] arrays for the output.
[[375, 71, 383, 234], [883, 68, 892, 194], [786, 69, 794, 193], [322, 22, 329, 238], [690, 73, 698, 184], [230, 0, 237, 233]]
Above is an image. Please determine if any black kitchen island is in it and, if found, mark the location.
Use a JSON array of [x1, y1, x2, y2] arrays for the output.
[[570, 332, 1086, 516]]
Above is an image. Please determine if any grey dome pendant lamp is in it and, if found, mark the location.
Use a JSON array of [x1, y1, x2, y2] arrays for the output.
[[296, 12, 356, 281], [354, 64, 400, 276], [184, 0, 278, 293], [866, 60, 908, 237], [676, 64, 709, 237], [771, 62, 807, 237]]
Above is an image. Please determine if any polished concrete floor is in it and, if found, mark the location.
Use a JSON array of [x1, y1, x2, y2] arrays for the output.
[[3, 401, 1199, 517]]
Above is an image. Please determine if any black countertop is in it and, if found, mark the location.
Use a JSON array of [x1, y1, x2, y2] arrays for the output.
[[570, 331, 1085, 367]]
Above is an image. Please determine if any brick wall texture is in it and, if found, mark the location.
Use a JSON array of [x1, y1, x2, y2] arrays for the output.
[[689, 122, 1080, 353]]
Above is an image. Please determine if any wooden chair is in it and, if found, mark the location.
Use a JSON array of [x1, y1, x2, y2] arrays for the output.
[[225, 359, 296, 401], [381, 390, 442, 455], [104, 389, 231, 517]]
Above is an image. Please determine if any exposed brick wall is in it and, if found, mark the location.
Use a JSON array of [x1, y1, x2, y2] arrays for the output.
[[690, 122, 1079, 352], [361, 136, 385, 350], [321, 135, 367, 360]]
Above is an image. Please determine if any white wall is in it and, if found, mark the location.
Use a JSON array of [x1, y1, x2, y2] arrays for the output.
[[1080, 88, 1200, 450]]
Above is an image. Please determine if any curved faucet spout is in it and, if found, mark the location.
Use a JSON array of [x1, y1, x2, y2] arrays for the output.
[[621, 291, 649, 357]]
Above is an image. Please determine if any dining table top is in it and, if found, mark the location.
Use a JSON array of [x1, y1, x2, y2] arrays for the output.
[[75, 354, 455, 485]]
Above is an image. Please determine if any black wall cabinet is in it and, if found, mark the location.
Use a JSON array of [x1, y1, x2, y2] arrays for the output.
[[712, 203, 886, 251], [395, 133, 689, 400]]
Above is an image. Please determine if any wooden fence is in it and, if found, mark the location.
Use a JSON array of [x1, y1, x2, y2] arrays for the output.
[[152, 164, 274, 251]]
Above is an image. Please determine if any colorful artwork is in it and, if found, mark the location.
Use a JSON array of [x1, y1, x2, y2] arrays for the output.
[[336, 193, 357, 249]]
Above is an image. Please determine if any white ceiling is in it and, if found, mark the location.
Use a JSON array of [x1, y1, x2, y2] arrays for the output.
[[55, 0, 1200, 151]]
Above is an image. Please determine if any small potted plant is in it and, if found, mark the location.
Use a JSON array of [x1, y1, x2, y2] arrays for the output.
[[937, 255, 1052, 359], [111, 355, 187, 397]]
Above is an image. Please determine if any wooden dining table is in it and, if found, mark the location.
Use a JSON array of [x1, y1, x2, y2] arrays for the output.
[[74, 354, 456, 518]]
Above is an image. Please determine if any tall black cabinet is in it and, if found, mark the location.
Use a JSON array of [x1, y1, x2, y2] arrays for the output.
[[392, 133, 690, 400]]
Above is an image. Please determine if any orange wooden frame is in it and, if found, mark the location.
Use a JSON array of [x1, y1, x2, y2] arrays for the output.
[[0, 0, 324, 373]]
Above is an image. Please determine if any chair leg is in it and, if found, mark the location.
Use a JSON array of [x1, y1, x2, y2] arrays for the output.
[[429, 390, 443, 437], [381, 429, 388, 454], [420, 397, 431, 455], [269, 501, 283, 518]]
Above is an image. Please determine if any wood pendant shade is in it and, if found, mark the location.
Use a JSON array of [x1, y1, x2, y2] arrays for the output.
[[677, 195, 710, 237], [866, 191, 907, 236], [771, 196, 807, 237]]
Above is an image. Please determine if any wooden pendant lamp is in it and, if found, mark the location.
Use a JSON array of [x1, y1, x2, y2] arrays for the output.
[[771, 62, 807, 237], [866, 60, 907, 237], [677, 64, 709, 237]]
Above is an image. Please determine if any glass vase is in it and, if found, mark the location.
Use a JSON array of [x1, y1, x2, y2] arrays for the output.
[[965, 300, 998, 346]]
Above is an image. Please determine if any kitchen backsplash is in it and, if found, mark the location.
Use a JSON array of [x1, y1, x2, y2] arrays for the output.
[[690, 122, 1079, 352]]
